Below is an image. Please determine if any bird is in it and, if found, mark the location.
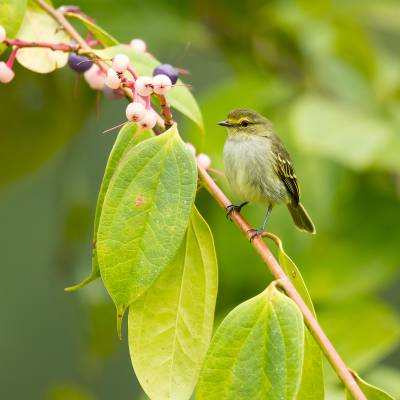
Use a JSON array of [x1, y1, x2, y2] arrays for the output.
[[219, 108, 316, 240]]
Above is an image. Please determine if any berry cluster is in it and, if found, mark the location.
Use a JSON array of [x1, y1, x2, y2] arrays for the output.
[[0, 25, 181, 131], [95, 53, 178, 130]]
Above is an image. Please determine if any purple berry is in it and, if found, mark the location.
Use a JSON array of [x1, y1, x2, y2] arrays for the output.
[[103, 85, 124, 100], [68, 53, 93, 73], [153, 64, 178, 84]]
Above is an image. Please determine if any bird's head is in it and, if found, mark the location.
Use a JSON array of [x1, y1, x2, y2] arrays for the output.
[[218, 108, 274, 137]]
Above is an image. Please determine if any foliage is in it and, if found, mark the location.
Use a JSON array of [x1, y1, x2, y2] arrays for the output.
[[16, 2, 70, 73], [197, 283, 305, 400], [97, 124, 197, 334], [129, 206, 218, 400]]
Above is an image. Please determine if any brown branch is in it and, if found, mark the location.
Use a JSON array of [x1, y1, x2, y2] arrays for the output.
[[156, 94, 174, 129], [197, 163, 367, 400]]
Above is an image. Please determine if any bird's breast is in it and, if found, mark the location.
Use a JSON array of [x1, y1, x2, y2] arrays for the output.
[[223, 136, 288, 205]]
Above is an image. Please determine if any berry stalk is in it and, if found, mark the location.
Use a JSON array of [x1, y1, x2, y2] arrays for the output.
[[4, 38, 79, 52]]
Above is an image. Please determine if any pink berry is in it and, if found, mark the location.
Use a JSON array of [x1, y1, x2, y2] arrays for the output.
[[135, 76, 153, 96], [84, 64, 104, 90], [138, 111, 157, 130], [197, 153, 211, 169], [0, 61, 15, 83], [112, 54, 130, 73], [186, 143, 196, 155], [126, 101, 146, 122], [129, 38, 146, 53], [0, 25, 6, 43], [104, 68, 121, 89], [152, 74, 172, 95]]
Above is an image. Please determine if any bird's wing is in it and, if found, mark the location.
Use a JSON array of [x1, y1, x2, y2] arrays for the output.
[[272, 141, 300, 205]]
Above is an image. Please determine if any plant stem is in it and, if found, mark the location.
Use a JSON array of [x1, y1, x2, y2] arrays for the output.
[[4, 39, 78, 52], [197, 163, 367, 400], [157, 94, 174, 129], [35, 0, 90, 50]]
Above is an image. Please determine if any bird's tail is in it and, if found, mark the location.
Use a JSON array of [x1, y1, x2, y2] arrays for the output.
[[287, 202, 316, 234]]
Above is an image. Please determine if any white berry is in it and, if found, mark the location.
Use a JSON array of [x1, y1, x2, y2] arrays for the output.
[[138, 111, 157, 130], [0, 25, 6, 43], [84, 64, 104, 90], [0, 62, 15, 84], [112, 54, 130, 73], [130, 38, 146, 53], [197, 153, 211, 169], [135, 76, 153, 96], [152, 74, 172, 95], [126, 101, 146, 122], [104, 68, 121, 89], [186, 143, 196, 155]]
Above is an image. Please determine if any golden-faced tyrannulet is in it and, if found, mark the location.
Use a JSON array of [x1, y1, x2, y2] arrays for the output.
[[219, 108, 316, 238]]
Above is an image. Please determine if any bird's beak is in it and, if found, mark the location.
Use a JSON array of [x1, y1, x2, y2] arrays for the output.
[[217, 120, 232, 127]]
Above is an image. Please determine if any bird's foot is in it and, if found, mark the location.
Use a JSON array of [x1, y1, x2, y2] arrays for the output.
[[247, 227, 264, 242], [226, 202, 248, 219]]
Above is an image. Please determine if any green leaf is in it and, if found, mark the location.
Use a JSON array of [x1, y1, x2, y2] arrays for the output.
[[346, 370, 395, 400], [128, 206, 218, 400], [197, 283, 304, 400], [95, 46, 203, 129], [96, 124, 197, 335], [64, 12, 118, 47], [290, 94, 391, 169], [16, 8, 70, 73], [65, 124, 153, 291], [364, 366, 400, 399], [0, 0, 27, 54], [270, 237, 324, 399]]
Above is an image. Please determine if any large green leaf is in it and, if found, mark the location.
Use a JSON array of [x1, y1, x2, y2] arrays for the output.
[[290, 94, 391, 169], [128, 206, 218, 400], [96, 124, 197, 335], [270, 237, 324, 400], [0, 0, 27, 54], [197, 283, 304, 400], [65, 124, 153, 291], [16, 3, 70, 73], [346, 370, 395, 400], [64, 12, 118, 47], [96, 46, 203, 129]]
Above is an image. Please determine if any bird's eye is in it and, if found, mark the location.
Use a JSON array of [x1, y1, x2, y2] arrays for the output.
[[240, 120, 249, 127]]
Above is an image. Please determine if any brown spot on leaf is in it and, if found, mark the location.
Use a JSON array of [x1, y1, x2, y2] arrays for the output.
[[135, 194, 145, 207]]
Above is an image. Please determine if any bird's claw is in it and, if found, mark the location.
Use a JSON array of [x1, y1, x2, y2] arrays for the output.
[[226, 204, 241, 219], [247, 228, 264, 242], [226, 202, 248, 219]]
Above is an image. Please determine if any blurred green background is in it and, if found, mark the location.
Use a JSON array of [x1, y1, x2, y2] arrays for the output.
[[1, 0, 400, 399]]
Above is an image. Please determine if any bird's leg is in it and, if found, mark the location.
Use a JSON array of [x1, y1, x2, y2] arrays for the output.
[[248, 204, 273, 242], [226, 201, 249, 219]]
